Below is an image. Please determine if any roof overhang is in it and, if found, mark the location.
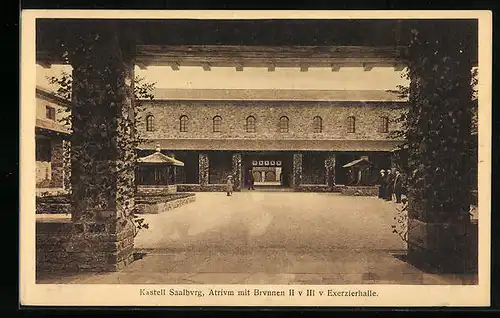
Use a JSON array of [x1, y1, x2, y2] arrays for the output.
[[36, 19, 478, 68], [138, 139, 405, 152], [133, 45, 406, 70]]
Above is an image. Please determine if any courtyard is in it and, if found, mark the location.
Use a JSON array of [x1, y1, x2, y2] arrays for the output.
[[36, 193, 476, 285]]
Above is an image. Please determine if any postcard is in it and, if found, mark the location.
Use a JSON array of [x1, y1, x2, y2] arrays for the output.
[[20, 10, 491, 307]]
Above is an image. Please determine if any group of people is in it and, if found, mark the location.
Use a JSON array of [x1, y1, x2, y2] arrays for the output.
[[378, 168, 405, 203]]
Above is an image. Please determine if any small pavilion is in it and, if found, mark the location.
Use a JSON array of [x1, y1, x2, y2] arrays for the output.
[[342, 157, 373, 186], [136, 145, 184, 191]]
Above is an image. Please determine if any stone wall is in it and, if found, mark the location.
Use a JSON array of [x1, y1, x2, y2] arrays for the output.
[[177, 184, 228, 192], [340, 186, 380, 196], [136, 195, 196, 214], [407, 219, 478, 273], [296, 185, 341, 192], [138, 100, 405, 141], [36, 219, 135, 272], [137, 185, 177, 195]]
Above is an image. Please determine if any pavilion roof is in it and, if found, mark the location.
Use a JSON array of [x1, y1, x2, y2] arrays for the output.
[[137, 149, 184, 166], [342, 158, 372, 168]]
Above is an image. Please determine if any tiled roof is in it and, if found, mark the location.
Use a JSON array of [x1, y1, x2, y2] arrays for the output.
[[148, 88, 406, 102], [137, 151, 185, 166], [342, 158, 372, 168]]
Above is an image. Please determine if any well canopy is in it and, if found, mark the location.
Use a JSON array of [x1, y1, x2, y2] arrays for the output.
[[137, 146, 184, 166], [342, 158, 372, 168]]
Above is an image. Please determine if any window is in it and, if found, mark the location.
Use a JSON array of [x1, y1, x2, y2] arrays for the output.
[[180, 115, 188, 132], [246, 116, 256, 133], [146, 115, 155, 132], [45, 106, 56, 120], [279, 116, 289, 133], [347, 116, 356, 133], [313, 116, 323, 133], [213, 116, 222, 132], [380, 116, 389, 133]]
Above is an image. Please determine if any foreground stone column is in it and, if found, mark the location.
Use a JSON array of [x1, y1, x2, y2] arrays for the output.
[[232, 152, 242, 191], [199, 153, 209, 186], [292, 153, 303, 189], [65, 22, 135, 271], [325, 152, 336, 187], [405, 23, 477, 273]]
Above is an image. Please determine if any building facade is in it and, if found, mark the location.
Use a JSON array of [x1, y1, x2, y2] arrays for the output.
[[137, 88, 407, 192], [35, 87, 71, 195]]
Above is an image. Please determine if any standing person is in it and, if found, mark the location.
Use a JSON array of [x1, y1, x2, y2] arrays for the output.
[[385, 169, 394, 201], [378, 169, 386, 199], [393, 169, 403, 203], [226, 175, 234, 196], [248, 169, 255, 190]]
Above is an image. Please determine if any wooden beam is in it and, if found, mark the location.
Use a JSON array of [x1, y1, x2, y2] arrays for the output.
[[363, 63, 374, 71], [37, 61, 52, 69], [170, 62, 180, 71], [394, 64, 406, 71], [135, 61, 148, 70], [202, 63, 211, 71]]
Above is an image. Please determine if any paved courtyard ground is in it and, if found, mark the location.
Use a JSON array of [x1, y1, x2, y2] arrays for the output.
[[37, 192, 477, 285]]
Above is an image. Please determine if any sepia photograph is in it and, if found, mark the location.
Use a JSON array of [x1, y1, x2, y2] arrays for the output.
[[20, 10, 491, 307]]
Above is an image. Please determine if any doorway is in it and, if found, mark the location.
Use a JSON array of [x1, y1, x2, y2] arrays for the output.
[[242, 151, 293, 191]]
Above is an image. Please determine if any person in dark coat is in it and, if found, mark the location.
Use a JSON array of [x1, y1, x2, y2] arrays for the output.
[[393, 169, 403, 203], [248, 169, 255, 190], [378, 169, 386, 199], [385, 169, 394, 201]]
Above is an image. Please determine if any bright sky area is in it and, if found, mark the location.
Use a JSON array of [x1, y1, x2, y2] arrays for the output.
[[37, 64, 409, 92]]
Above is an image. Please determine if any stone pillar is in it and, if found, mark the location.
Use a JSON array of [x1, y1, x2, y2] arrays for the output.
[[325, 152, 336, 187], [50, 138, 64, 188], [198, 153, 209, 186], [65, 22, 135, 271], [62, 139, 71, 192], [276, 167, 282, 182], [405, 24, 477, 274], [292, 153, 303, 189], [231, 152, 242, 191]]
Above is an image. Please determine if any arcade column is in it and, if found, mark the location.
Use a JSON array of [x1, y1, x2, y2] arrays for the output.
[[46, 21, 137, 271], [198, 153, 209, 186], [231, 153, 242, 191], [325, 152, 336, 187], [292, 153, 303, 189]]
